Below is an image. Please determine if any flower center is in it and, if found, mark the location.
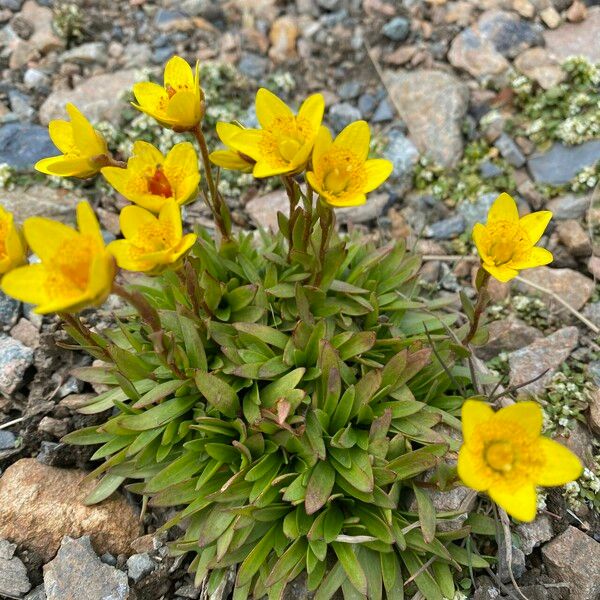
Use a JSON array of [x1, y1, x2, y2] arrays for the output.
[[484, 441, 515, 473], [131, 222, 174, 254], [45, 236, 97, 299], [486, 221, 532, 266], [324, 167, 349, 193], [278, 138, 301, 162], [147, 167, 173, 198]]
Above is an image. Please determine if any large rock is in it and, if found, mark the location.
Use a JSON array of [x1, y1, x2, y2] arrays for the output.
[[545, 194, 590, 220], [39, 70, 139, 125], [0, 124, 57, 171], [0, 539, 31, 598], [544, 6, 600, 63], [448, 28, 509, 78], [245, 189, 288, 232], [542, 526, 600, 600], [44, 536, 129, 600], [476, 317, 543, 361], [0, 459, 141, 562], [514, 266, 595, 311], [0, 185, 81, 224], [386, 69, 468, 168], [508, 326, 578, 396], [516, 516, 554, 555], [477, 9, 542, 58], [514, 47, 565, 90], [528, 140, 600, 185], [0, 334, 33, 397]]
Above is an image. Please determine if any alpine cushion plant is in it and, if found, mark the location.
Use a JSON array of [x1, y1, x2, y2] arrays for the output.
[[0, 54, 579, 598]]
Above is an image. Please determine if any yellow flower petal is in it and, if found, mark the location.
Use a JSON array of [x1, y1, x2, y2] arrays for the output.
[[66, 103, 106, 155], [226, 129, 263, 162], [119, 205, 157, 239], [101, 166, 131, 198], [494, 401, 543, 436], [537, 437, 583, 487], [209, 149, 252, 171], [461, 399, 494, 445], [132, 82, 168, 112], [322, 192, 366, 207], [86, 251, 116, 307], [297, 93, 325, 134], [334, 120, 370, 161], [35, 156, 96, 178], [163, 142, 200, 201], [487, 192, 519, 223], [23, 217, 78, 262], [457, 447, 491, 492], [510, 246, 553, 270], [164, 55, 194, 90], [311, 125, 333, 167], [0, 264, 49, 306], [132, 140, 165, 165], [482, 262, 519, 282], [216, 122, 244, 146], [519, 211, 553, 245], [158, 200, 183, 240], [76, 201, 103, 247], [108, 239, 154, 272], [255, 88, 294, 129], [364, 159, 393, 193], [47, 120, 75, 154], [472, 223, 492, 264], [166, 91, 201, 130], [253, 161, 293, 178], [489, 482, 537, 522]]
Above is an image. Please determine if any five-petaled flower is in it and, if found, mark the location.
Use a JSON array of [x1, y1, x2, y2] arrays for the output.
[[0, 205, 27, 275], [223, 88, 324, 178], [1, 202, 115, 314], [107, 200, 196, 273], [306, 121, 393, 207], [458, 400, 582, 522], [209, 122, 255, 173], [35, 103, 108, 179], [102, 141, 200, 214], [473, 193, 553, 283], [132, 55, 203, 131]]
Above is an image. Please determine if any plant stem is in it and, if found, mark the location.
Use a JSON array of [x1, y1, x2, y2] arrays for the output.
[[191, 124, 231, 241], [281, 175, 300, 259], [463, 267, 490, 346], [314, 201, 334, 286], [60, 312, 110, 360]]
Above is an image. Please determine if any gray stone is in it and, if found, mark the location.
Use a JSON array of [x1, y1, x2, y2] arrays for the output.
[[316, 0, 341, 10], [154, 8, 187, 28], [516, 515, 554, 555], [357, 93, 377, 118], [508, 326, 579, 396], [544, 6, 600, 63], [0, 334, 33, 397], [39, 70, 139, 125], [383, 130, 419, 184], [425, 215, 466, 239], [514, 266, 595, 311], [0, 0, 24, 10], [328, 102, 362, 134], [498, 543, 526, 583], [528, 140, 600, 185], [23, 68, 49, 90], [542, 526, 600, 600], [0, 540, 31, 598], [494, 133, 525, 167], [583, 302, 600, 328], [371, 98, 394, 123], [246, 190, 288, 231], [457, 192, 497, 233], [556, 219, 591, 256], [476, 317, 543, 361], [478, 9, 543, 58], [545, 194, 590, 220], [589, 388, 600, 435], [126, 552, 155, 582], [386, 69, 468, 168], [24, 585, 46, 600], [238, 53, 269, 79], [0, 185, 81, 223], [382, 16, 410, 41], [61, 42, 107, 65], [479, 160, 504, 178], [336, 193, 389, 224], [0, 291, 19, 331], [337, 80, 361, 100], [448, 28, 510, 78], [514, 47, 565, 90], [8, 90, 34, 121], [0, 430, 16, 450], [44, 536, 129, 600], [0, 123, 57, 171]]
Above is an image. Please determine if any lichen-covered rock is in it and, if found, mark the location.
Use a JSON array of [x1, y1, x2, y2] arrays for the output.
[[0, 459, 141, 562]]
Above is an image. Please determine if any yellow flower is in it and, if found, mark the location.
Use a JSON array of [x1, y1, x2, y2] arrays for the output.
[[224, 88, 324, 178], [458, 400, 582, 522], [107, 200, 196, 273], [0, 205, 27, 275], [209, 122, 255, 173], [132, 55, 203, 131], [1, 202, 115, 314], [35, 103, 108, 178], [473, 193, 553, 283], [102, 141, 199, 214], [306, 121, 393, 207]]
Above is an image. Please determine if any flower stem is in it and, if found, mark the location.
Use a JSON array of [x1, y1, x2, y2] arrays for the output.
[[314, 200, 335, 286], [192, 124, 231, 241], [463, 267, 491, 346]]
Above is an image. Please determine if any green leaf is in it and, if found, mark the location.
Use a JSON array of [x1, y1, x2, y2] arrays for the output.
[[447, 543, 490, 568], [265, 537, 308, 586], [331, 542, 368, 595], [120, 395, 197, 431], [233, 322, 289, 349], [381, 552, 404, 600], [305, 461, 335, 515], [145, 452, 201, 493], [133, 379, 188, 409], [337, 332, 376, 361], [178, 315, 207, 371], [413, 485, 436, 544], [83, 473, 125, 505], [195, 371, 240, 417], [465, 513, 496, 536], [61, 426, 113, 446], [403, 551, 443, 600], [260, 368, 305, 408], [387, 444, 448, 480], [236, 524, 280, 587]]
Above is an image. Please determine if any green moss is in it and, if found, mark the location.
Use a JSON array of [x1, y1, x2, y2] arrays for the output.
[[508, 57, 600, 148], [53, 1, 87, 44], [412, 139, 516, 206]]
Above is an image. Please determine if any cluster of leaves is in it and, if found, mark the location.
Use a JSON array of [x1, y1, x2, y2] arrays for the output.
[[65, 222, 490, 600], [508, 57, 600, 149], [53, 0, 88, 44], [412, 140, 515, 206]]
